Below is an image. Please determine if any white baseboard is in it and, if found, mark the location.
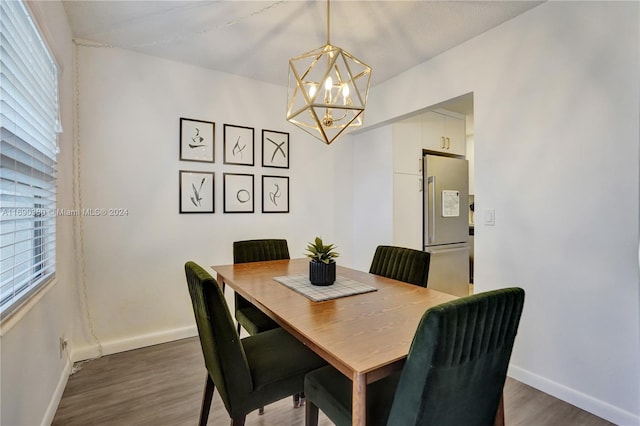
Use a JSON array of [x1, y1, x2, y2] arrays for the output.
[[70, 325, 198, 362], [509, 365, 640, 426], [42, 356, 72, 426]]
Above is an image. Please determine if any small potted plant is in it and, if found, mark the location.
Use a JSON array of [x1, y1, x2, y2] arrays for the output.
[[305, 236, 339, 286]]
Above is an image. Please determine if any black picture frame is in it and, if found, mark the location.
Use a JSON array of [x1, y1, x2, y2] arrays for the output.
[[180, 118, 214, 163], [179, 170, 214, 213], [223, 173, 254, 213], [262, 129, 289, 169], [262, 175, 289, 213], [223, 124, 254, 166]]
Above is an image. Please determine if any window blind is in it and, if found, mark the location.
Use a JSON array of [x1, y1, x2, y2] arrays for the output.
[[0, 0, 58, 319]]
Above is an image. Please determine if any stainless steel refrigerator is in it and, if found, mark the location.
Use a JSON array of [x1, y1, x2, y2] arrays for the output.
[[423, 154, 469, 296]]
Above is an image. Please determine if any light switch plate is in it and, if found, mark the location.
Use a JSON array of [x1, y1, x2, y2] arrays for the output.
[[484, 209, 495, 226]]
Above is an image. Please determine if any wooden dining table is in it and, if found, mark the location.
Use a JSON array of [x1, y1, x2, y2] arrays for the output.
[[211, 258, 459, 426]]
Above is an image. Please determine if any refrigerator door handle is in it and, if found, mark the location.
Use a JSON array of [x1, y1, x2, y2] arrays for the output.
[[427, 175, 435, 244]]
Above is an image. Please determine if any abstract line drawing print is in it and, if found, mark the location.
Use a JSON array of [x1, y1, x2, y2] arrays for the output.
[[232, 136, 246, 159], [190, 128, 205, 148], [180, 118, 214, 163], [269, 182, 281, 206], [267, 138, 286, 163], [262, 175, 289, 213], [224, 124, 254, 166], [191, 177, 205, 206], [262, 130, 289, 169], [236, 189, 251, 203], [224, 173, 254, 213], [180, 171, 214, 213]]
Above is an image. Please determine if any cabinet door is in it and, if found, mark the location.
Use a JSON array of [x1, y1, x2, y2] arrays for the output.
[[444, 115, 466, 155], [421, 111, 446, 152], [422, 111, 466, 155], [393, 117, 422, 174], [393, 173, 423, 250]]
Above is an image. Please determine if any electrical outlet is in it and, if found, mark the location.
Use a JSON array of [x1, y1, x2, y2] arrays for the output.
[[59, 336, 68, 358]]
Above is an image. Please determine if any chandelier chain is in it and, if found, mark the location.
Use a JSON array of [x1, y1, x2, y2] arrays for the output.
[[326, 0, 331, 45]]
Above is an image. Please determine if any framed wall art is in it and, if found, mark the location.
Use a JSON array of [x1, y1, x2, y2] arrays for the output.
[[262, 129, 289, 169], [223, 173, 254, 213], [180, 118, 214, 163], [262, 175, 289, 213], [223, 124, 254, 166], [179, 170, 214, 213]]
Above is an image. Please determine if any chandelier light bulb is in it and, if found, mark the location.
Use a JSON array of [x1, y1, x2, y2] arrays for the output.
[[324, 76, 333, 103], [324, 76, 333, 91], [342, 84, 350, 104]]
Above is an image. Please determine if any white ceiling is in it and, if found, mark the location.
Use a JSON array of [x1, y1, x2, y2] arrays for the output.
[[63, 0, 543, 89]]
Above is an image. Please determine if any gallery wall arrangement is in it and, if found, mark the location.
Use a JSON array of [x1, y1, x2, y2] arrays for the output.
[[178, 117, 290, 214]]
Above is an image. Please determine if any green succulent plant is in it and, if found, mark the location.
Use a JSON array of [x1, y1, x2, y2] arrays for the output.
[[305, 236, 339, 264]]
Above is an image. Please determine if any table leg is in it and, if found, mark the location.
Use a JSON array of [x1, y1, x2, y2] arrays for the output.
[[352, 372, 366, 426]]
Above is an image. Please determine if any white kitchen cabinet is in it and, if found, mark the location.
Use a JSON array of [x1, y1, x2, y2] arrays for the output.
[[393, 173, 422, 250], [421, 110, 466, 156], [392, 116, 422, 175], [392, 116, 423, 250]]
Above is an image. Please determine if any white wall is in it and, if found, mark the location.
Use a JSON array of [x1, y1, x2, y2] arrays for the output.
[[350, 2, 640, 424], [351, 125, 394, 270], [0, 1, 78, 425], [72, 45, 351, 358]]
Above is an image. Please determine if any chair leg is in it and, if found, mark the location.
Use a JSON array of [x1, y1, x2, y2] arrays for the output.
[[258, 407, 264, 415], [199, 375, 215, 426], [293, 392, 305, 407], [305, 400, 319, 426], [230, 417, 245, 426]]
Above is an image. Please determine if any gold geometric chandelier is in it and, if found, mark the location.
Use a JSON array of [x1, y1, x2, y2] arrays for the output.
[[286, 0, 371, 145]]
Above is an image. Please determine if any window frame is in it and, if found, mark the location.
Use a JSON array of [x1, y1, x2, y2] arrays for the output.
[[0, 0, 60, 321]]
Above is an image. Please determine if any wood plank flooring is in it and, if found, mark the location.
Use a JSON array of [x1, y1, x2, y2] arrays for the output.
[[52, 337, 613, 426]]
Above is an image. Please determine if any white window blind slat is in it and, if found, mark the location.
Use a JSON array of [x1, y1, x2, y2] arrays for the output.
[[1, 106, 57, 161], [0, 85, 56, 147], [0, 69, 52, 126], [1, 6, 55, 85], [1, 92, 57, 153], [0, 26, 53, 107], [0, 0, 57, 319], [0, 41, 54, 110], [0, 129, 55, 171]]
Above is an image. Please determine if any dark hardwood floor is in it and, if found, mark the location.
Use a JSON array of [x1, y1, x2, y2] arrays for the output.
[[52, 337, 613, 426]]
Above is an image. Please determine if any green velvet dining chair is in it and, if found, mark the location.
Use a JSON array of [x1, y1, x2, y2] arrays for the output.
[[369, 245, 431, 287], [232, 239, 306, 410], [232, 239, 290, 336], [184, 261, 326, 426], [304, 287, 525, 426]]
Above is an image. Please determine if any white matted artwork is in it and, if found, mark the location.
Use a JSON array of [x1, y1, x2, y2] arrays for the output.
[[262, 129, 289, 168], [179, 171, 214, 213], [180, 118, 214, 163], [224, 173, 254, 213], [262, 175, 289, 213], [223, 124, 254, 166]]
